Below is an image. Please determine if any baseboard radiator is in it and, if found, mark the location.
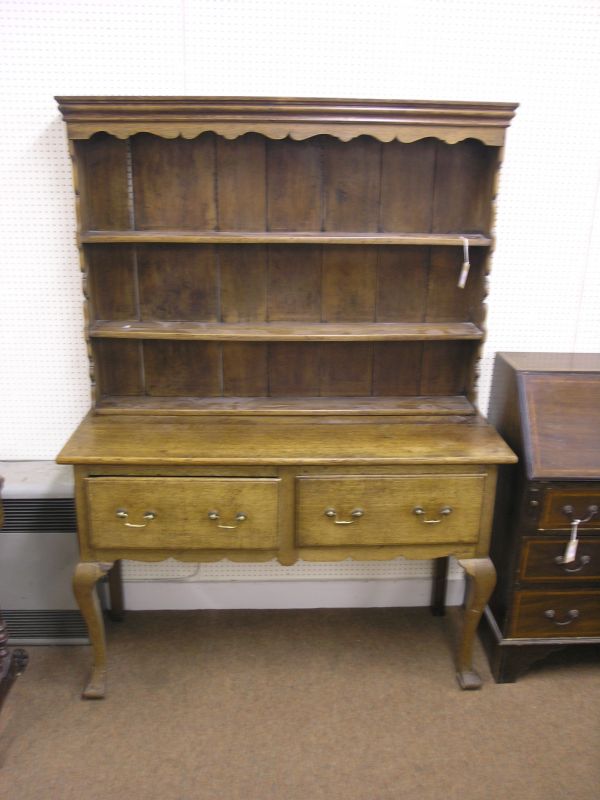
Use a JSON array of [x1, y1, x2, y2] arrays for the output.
[[0, 498, 89, 644]]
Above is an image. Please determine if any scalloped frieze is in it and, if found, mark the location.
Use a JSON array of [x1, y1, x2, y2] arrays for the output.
[[56, 97, 518, 146]]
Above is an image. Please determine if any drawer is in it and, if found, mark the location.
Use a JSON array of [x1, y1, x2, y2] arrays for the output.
[[520, 538, 600, 581], [296, 474, 485, 547], [511, 590, 600, 638], [540, 488, 600, 530], [85, 477, 279, 550]]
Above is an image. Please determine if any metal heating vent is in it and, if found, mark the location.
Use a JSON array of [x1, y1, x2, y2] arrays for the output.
[[2, 610, 88, 643], [0, 496, 89, 644], [1, 498, 77, 532]]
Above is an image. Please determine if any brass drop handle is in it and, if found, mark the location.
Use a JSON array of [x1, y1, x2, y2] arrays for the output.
[[324, 508, 364, 525], [413, 506, 453, 524], [116, 509, 157, 528], [561, 504, 598, 524], [208, 511, 247, 530], [554, 554, 591, 573], [544, 609, 579, 626]]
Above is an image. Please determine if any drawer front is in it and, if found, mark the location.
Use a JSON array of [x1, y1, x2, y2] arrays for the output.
[[512, 590, 600, 638], [540, 488, 600, 530], [85, 477, 279, 550], [520, 538, 600, 581], [296, 474, 485, 547]]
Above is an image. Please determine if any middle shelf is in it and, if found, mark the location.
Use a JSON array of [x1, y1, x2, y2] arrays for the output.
[[89, 320, 484, 342]]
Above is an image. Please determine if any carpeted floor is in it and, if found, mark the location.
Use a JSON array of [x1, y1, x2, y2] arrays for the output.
[[0, 609, 598, 800]]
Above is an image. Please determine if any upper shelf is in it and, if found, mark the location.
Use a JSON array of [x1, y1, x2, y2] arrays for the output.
[[56, 96, 518, 145], [90, 320, 484, 342], [81, 231, 492, 246]]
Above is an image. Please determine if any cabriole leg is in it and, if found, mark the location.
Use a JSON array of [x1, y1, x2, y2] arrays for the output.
[[73, 561, 113, 699], [455, 557, 496, 690]]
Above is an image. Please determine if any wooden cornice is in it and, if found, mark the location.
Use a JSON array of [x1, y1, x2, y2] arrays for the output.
[[55, 96, 518, 144]]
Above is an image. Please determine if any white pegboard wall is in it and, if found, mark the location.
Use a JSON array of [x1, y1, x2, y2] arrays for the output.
[[121, 557, 464, 582], [2, 1, 600, 448]]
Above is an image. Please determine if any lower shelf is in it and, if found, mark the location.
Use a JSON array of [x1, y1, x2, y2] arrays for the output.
[[95, 395, 476, 416]]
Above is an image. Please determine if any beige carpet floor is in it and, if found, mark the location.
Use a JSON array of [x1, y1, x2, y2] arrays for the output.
[[0, 609, 598, 800]]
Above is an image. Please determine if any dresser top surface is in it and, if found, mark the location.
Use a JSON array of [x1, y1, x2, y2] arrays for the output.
[[499, 352, 600, 374], [57, 414, 516, 467]]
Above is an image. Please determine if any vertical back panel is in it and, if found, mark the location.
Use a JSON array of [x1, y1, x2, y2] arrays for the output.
[[420, 341, 473, 395], [132, 134, 217, 230], [319, 343, 373, 396], [432, 141, 497, 233], [321, 247, 377, 321], [143, 341, 221, 396], [94, 340, 143, 396], [372, 343, 423, 396], [137, 245, 218, 321], [87, 245, 137, 321], [222, 343, 269, 396], [380, 139, 437, 232], [322, 137, 381, 231], [376, 247, 429, 322], [76, 135, 129, 230], [216, 134, 267, 230], [266, 138, 322, 231], [268, 343, 320, 396], [219, 245, 267, 322], [267, 246, 322, 322], [425, 247, 486, 323]]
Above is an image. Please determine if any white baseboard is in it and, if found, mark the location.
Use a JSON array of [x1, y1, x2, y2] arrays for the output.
[[122, 577, 465, 610]]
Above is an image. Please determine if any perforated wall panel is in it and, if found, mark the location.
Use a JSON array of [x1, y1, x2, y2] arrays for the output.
[[2, 2, 599, 590]]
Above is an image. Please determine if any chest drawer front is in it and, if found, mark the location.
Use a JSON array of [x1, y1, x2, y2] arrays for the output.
[[296, 474, 485, 547], [540, 489, 600, 530], [511, 590, 600, 639], [85, 477, 280, 550], [520, 538, 600, 581]]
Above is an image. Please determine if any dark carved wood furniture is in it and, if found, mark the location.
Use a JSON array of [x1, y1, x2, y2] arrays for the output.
[[0, 479, 28, 711], [55, 96, 517, 697], [482, 352, 600, 681]]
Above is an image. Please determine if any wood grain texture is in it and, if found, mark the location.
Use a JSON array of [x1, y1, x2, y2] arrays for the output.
[[319, 343, 373, 396], [95, 394, 476, 415], [57, 413, 518, 466], [376, 247, 429, 322], [89, 320, 483, 341], [75, 135, 129, 230], [433, 140, 496, 233], [511, 591, 600, 638], [81, 231, 492, 245], [143, 341, 221, 396], [267, 246, 321, 321], [94, 340, 143, 396], [57, 97, 518, 146], [86, 477, 280, 550], [137, 245, 218, 321], [222, 343, 268, 396], [216, 134, 266, 230], [219, 245, 267, 322], [323, 137, 381, 231], [132, 134, 217, 230], [321, 247, 378, 322], [372, 342, 423, 396], [87, 245, 136, 321], [267, 138, 321, 231], [296, 474, 485, 546], [268, 343, 320, 396], [380, 139, 437, 232]]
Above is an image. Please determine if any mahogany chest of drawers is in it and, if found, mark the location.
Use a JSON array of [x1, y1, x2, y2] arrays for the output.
[[482, 352, 600, 681]]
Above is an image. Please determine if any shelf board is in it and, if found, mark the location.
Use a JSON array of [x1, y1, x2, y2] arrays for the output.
[[81, 230, 492, 246], [96, 395, 476, 416], [90, 320, 483, 342]]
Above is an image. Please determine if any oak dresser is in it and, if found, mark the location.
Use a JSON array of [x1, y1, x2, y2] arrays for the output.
[[55, 96, 517, 697]]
